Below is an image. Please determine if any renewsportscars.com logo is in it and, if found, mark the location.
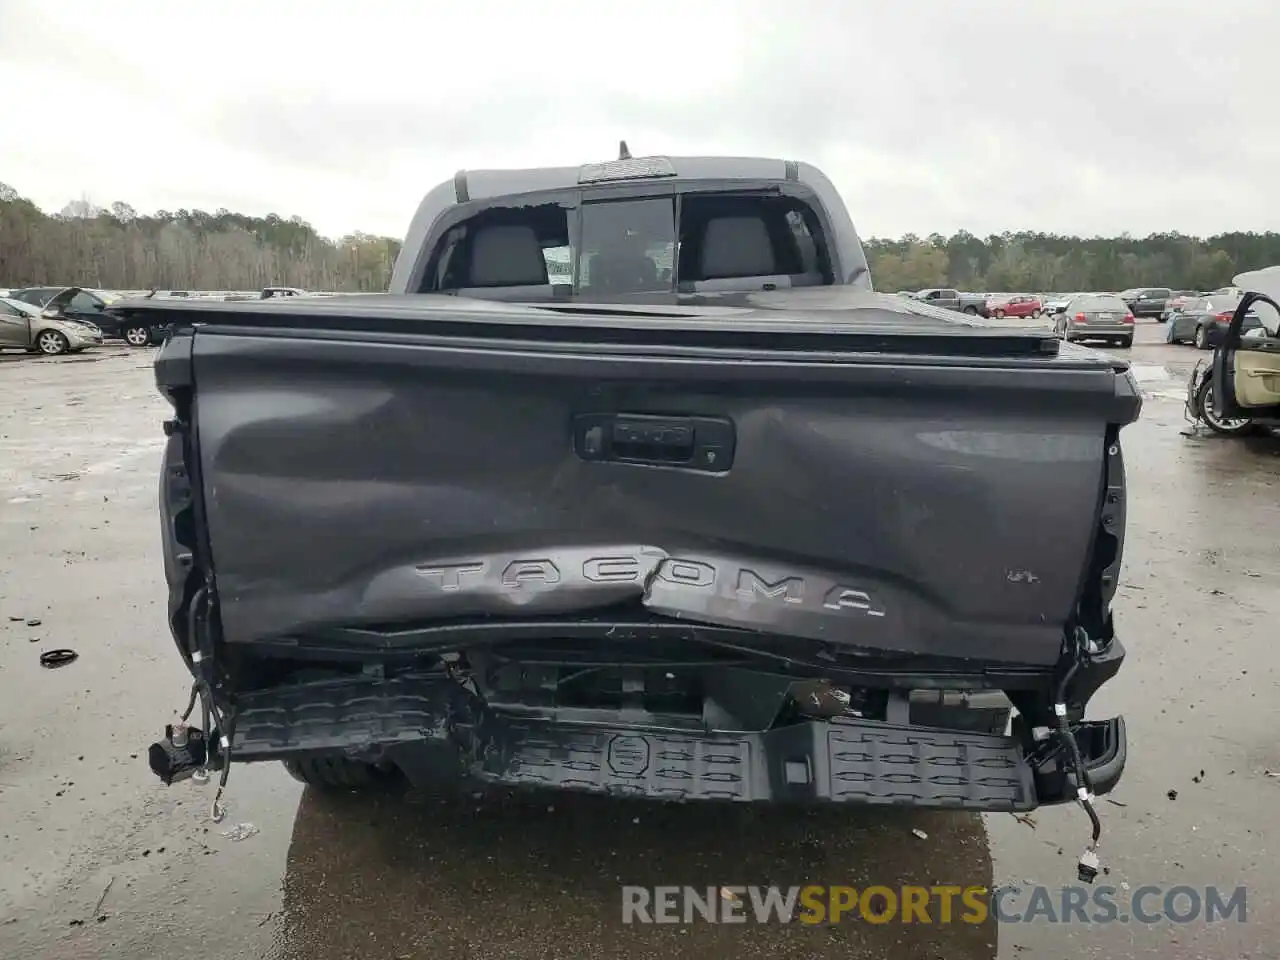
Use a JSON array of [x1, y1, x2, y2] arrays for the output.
[[621, 885, 1248, 925]]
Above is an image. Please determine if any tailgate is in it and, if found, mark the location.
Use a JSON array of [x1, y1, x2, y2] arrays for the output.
[[162, 302, 1139, 667]]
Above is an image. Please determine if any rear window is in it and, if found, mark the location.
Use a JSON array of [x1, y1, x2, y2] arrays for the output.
[[419, 189, 833, 298], [1203, 295, 1240, 312], [1073, 295, 1128, 312], [578, 197, 675, 295]]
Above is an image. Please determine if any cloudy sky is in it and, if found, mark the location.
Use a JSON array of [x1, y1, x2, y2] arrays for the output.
[[0, 0, 1276, 241]]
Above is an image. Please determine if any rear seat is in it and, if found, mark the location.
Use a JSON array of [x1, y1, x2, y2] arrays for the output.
[[452, 224, 558, 300], [684, 216, 823, 293]]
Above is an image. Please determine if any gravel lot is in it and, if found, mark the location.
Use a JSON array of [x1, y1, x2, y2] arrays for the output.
[[2, 322, 1278, 959]]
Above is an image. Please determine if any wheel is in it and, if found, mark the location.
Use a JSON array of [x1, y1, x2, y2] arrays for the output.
[[1031, 309, 1042, 318], [124, 325, 152, 347], [962, 305, 978, 315], [993, 309, 1005, 318], [282, 755, 391, 790], [1194, 324, 1212, 350], [1195, 377, 1254, 435], [36, 330, 69, 355]]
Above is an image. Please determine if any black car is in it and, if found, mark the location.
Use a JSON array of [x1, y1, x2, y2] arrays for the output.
[[1119, 287, 1173, 318], [7, 286, 162, 346], [1166, 295, 1261, 349]]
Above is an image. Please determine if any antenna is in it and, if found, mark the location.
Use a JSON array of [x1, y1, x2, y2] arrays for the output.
[[618, 140, 631, 160]]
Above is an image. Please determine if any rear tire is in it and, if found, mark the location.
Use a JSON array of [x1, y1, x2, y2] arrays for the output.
[[282, 756, 390, 790], [1115, 336, 1133, 348], [1031, 308, 1042, 318], [1194, 324, 1212, 350], [962, 305, 977, 315], [993, 309, 1005, 318]]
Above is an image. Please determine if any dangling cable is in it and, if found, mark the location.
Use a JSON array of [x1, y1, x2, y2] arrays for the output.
[[1056, 626, 1102, 882]]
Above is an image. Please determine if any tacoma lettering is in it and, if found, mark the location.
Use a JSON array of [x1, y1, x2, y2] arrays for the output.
[[823, 586, 886, 617], [414, 562, 485, 590], [412, 554, 884, 617], [736, 569, 804, 603], [583, 556, 642, 583], [658, 559, 716, 588], [502, 559, 560, 587]]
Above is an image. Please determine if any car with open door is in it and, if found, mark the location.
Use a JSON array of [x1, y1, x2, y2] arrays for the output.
[[0, 295, 104, 354], [9, 286, 164, 346], [1187, 267, 1280, 435]]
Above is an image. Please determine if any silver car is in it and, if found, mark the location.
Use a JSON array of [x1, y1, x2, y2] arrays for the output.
[[1053, 294, 1135, 348], [0, 296, 104, 355]]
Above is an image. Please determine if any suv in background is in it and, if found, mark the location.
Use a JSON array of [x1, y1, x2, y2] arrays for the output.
[[987, 294, 1043, 319], [1119, 287, 1172, 319]]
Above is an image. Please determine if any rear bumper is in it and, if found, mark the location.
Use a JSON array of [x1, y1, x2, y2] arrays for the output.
[[229, 673, 1126, 810], [1066, 323, 1132, 339]]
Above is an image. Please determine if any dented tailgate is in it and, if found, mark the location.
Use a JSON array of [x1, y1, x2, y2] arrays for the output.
[[157, 300, 1139, 668]]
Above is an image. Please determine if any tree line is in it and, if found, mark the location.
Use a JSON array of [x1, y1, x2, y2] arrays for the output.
[[3, 182, 1280, 294], [0, 184, 401, 293]]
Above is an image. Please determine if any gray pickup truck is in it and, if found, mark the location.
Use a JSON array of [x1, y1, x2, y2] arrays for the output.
[[914, 288, 988, 316], [135, 153, 1137, 882]]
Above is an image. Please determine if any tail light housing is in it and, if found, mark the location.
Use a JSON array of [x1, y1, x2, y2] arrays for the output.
[[1214, 311, 1233, 323], [1123, 313, 1135, 323], [1075, 312, 1087, 322]]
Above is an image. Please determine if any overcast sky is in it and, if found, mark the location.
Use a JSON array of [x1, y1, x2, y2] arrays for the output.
[[1, 0, 1276, 241]]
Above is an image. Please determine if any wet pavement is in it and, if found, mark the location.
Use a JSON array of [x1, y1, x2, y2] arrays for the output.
[[1, 325, 1278, 959]]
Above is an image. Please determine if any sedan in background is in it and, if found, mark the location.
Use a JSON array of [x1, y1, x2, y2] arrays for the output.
[[1166, 295, 1261, 349], [1043, 293, 1073, 316], [0, 296, 103, 355], [1053, 293, 1136, 347], [1159, 290, 1200, 322]]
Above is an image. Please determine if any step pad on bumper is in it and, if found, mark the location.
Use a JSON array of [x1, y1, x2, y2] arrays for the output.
[[477, 718, 1035, 810], [230, 675, 1036, 810]]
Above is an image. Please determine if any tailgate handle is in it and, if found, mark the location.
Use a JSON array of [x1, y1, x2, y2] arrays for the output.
[[612, 418, 694, 459], [574, 414, 735, 471]]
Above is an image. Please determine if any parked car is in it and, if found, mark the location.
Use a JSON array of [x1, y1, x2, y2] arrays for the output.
[[8, 286, 163, 346], [1118, 287, 1172, 318], [1186, 267, 1280, 435], [986, 294, 1043, 319], [914, 288, 988, 315], [0, 295, 103, 355], [1052, 293, 1136, 347], [1166, 295, 1261, 349], [141, 153, 1132, 881], [1158, 290, 1200, 322], [1043, 294, 1073, 316]]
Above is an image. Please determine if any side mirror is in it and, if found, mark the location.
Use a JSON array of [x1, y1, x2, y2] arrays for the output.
[[41, 308, 59, 319]]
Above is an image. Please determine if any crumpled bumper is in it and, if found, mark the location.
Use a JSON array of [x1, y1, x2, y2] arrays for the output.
[[228, 673, 1126, 811]]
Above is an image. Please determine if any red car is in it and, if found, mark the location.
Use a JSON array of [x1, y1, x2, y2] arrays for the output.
[[986, 295, 1043, 319]]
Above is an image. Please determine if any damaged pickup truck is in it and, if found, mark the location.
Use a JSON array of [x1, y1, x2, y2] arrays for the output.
[[141, 153, 1139, 882]]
